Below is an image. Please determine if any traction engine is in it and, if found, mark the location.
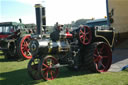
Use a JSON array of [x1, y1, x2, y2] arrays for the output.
[[27, 4, 114, 81]]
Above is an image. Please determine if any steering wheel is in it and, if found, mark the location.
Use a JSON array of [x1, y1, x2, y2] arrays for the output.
[[79, 26, 92, 45]]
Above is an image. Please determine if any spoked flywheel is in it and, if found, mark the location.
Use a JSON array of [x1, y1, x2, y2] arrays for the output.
[[84, 42, 112, 72], [79, 26, 92, 45], [27, 57, 41, 80], [38, 56, 59, 81], [18, 35, 32, 59]]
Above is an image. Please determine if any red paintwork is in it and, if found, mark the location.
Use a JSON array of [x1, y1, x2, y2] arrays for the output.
[[93, 43, 112, 72], [20, 35, 32, 59], [79, 26, 92, 45], [66, 32, 73, 38], [41, 56, 59, 80], [0, 35, 9, 38]]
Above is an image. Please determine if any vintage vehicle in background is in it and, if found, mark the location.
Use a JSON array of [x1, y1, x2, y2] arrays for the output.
[[0, 21, 33, 59], [27, 4, 115, 81]]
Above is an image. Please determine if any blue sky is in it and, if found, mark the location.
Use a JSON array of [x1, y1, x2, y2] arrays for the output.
[[0, 0, 35, 24], [0, 0, 107, 26]]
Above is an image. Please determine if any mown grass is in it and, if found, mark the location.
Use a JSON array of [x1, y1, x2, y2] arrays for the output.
[[0, 52, 128, 85]]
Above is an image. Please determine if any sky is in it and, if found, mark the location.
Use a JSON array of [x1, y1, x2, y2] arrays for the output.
[[0, 0, 107, 26]]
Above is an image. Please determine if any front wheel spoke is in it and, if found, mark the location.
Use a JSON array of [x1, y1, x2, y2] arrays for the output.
[[42, 67, 47, 71], [50, 70, 54, 79], [43, 63, 49, 68], [44, 70, 49, 79]]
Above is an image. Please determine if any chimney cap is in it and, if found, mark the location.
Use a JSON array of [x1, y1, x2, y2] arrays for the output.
[[35, 4, 43, 8]]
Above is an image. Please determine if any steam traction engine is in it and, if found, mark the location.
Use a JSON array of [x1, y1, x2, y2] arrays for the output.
[[27, 4, 115, 80], [0, 21, 33, 59]]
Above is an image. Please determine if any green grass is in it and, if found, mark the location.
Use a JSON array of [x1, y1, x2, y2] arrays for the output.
[[0, 53, 128, 85]]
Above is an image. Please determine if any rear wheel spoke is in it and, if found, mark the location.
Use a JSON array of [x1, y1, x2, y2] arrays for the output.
[[44, 70, 49, 79], [102, 56, 108, 58], [99, 61, 105, 69], [100, 44, 104, 53]]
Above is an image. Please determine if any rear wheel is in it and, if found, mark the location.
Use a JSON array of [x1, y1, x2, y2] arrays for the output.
[[17, 35, 32, 59], [27, 57, 41, 80], [84, 42, 112, 72], [38, 56, 59, 81]]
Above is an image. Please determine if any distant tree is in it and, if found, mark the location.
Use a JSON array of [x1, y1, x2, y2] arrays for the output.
[[24, 24, 36, 29]]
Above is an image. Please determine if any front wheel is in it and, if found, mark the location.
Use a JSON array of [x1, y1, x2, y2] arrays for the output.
[[38, 56, 59, 81]]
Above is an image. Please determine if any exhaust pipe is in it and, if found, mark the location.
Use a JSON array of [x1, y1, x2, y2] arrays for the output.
[[35, 4, 42, 35], [19, 18, 22, 23], [42, 7, 46, 33]]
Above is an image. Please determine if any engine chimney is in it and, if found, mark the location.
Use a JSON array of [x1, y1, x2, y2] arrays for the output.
[[35, 4, 42, 34]]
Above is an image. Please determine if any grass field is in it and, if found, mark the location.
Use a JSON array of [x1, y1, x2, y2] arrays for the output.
[[0, 51, 128, 85]]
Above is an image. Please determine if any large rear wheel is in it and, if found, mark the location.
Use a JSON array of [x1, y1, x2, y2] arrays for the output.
[[84, 42, 112, 72], [17, 35, 32, 59]]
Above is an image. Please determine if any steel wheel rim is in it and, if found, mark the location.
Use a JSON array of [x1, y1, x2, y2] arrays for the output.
[[20, 35, 32, 59], [93, 43, 112, 72], [41, 56, 59, 80], [79, 26, 92, 45]]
